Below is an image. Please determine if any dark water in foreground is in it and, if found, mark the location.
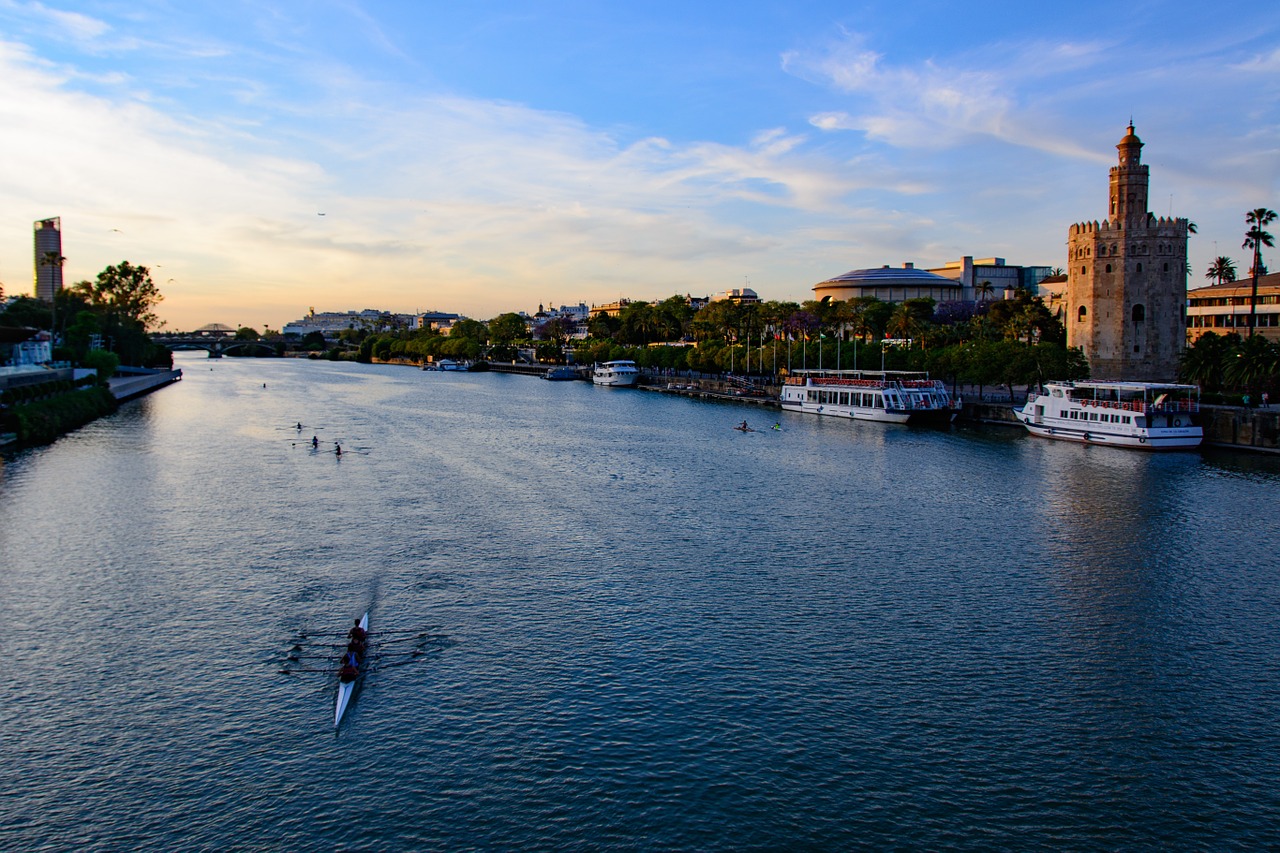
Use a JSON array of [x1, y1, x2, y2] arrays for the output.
[[2, 353, 1279, 850]]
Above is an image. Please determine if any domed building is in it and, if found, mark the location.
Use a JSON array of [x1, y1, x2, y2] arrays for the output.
[[812, 263, 960, 304]]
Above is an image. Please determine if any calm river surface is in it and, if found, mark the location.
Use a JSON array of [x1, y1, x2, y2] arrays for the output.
[[3, 352, 1280, 850]]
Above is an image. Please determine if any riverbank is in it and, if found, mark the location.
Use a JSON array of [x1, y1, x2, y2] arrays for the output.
[[421, 359, 1280, 454], [108, 366, 183, 401]]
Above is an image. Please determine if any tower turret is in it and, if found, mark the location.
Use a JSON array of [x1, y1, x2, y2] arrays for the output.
[[1109, 123, 1149, 223]]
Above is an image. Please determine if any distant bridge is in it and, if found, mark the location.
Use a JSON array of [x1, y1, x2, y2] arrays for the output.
[[155, 336, 282, 357]]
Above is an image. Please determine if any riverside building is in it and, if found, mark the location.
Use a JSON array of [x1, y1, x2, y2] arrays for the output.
[[1186, 271, 1280, 344], [1064, 125, 1190, 381]]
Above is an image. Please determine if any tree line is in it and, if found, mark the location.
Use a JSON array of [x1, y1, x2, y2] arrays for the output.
[[352, 289, 1096, 397], [1, 260, 171, 370]]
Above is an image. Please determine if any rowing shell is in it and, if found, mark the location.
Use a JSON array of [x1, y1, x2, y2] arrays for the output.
[[334, 611, 369, 727]]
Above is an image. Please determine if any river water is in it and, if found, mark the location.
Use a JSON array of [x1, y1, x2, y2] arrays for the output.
[[2, 352, 1279, 850]]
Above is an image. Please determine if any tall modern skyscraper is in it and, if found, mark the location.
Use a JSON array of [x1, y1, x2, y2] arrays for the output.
[[33, 217, 64, 302]]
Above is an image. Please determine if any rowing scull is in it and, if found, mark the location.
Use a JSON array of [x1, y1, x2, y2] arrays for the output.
[[334, 611, 368, 727]]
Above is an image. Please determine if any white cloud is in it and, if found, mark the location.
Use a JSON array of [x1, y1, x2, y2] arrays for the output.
[[1232, 46, 1280, 73], [0, 37, 877, 328], [7, 0, 110, 42]]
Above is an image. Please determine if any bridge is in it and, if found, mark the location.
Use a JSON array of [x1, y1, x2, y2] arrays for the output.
[[153, 335, 282, 357]]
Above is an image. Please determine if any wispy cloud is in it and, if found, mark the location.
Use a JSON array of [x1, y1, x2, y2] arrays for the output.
[[0, 35, 869, 325], [3, 0, 110, 43]]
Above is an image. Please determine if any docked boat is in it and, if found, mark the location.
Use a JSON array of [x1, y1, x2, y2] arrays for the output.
[[544, 366, 580, 381], [1015, 381, 1202, 450], [779, 370, 956, 424], [335, 611, 369, 727], [592, 360, 639, 387]]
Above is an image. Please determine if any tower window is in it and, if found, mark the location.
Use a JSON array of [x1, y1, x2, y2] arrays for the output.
[[1081, 266, 1087, 275], [1137, 263, 1143, 273], [1078, 306, 1088, 322], [1132, 304, 1146, 323], [1106, 264, 1112, 273]]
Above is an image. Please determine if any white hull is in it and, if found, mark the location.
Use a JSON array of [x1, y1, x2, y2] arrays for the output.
[[1019, 419, 1201, 449], [335, 611, 369, 727], [593, 376, 638, 387], [780, 399, 911, 423]]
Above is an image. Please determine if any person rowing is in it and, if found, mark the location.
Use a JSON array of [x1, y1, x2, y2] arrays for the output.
[[311, 435, 319, 449], [338, 650, 360, 683], [349, 618, 367, 643], [334, 443, 343, 457]]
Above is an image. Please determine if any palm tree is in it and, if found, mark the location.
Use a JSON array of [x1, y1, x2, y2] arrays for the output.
[[1244, 207, 1277, 336], [975, 280, 994, 302], [1206, 256, 1238, 286], [1179, 332, 1230, 391], [40, 250, 66, 347], [1224, 334, 1279, 394]]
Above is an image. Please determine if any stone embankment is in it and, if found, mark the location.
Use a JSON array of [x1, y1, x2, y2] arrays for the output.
[[451, 363, 1280, 454], [108, 366, 183, 400], [1200, 406, 1280, 454]]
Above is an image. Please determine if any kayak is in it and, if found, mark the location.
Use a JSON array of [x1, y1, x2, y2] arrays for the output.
[[334, 611, 369, 727]]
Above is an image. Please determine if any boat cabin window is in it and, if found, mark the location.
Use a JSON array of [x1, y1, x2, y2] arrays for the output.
[[1051, 388, 1063, 397]]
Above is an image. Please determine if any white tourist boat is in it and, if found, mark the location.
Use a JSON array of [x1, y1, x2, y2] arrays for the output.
[[779, 370, 956, 424], [335, 611, 368, 728], [1014, 381, 1202, 450], [592, 360, 639, 387]]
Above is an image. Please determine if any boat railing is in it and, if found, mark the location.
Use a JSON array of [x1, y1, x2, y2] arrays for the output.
[[808, 377, 886, 388], [1076, 398, 1200, 414]]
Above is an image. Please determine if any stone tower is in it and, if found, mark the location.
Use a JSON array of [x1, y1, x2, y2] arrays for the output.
[[1065, 124, 1189, 381]]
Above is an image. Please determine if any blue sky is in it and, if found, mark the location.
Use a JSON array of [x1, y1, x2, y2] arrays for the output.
[[0, 0, 1276, 330]]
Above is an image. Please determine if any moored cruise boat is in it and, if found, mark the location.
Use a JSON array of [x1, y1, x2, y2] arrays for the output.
[[544, 366, 580, 380], [779, 370, 956, 424], [592, 360, 639, 387], [1014, 380, 1202, 450]]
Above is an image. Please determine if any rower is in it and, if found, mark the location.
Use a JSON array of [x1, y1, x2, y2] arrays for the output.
[[335, 443, 342, 457], [311, 435, 319, 448], [349, 619, 367, 643], [338, 651, 360, 683], [296, 422, 303, 430]]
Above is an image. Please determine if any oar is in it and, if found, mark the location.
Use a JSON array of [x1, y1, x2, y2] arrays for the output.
[[278, 666, 338, 674], [293, 625, 436, 639]]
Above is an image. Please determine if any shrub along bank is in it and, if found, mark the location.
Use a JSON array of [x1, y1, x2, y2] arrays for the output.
[[4, 385, 118, 446]]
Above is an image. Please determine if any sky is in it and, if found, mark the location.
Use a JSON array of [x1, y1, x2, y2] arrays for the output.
[[0, 1, 1277, 332]]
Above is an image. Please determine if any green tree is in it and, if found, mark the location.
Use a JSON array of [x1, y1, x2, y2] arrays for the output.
[[690, 299, 742, 344], [235, 326, 260, 340], [1244, 207, 1277, 336], [488, 312, 527, 346], [1224, 333, 1279, 394], [1180, 332, 1233, 392], [79, 261, 164, 330], [618, 301, 660, 345], [1206, 256, 1238, 285], [0, 295, 52, 328], [587, 313, 620, 340], [448, 318, 489, 344], [301, 331, 327, 350]]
